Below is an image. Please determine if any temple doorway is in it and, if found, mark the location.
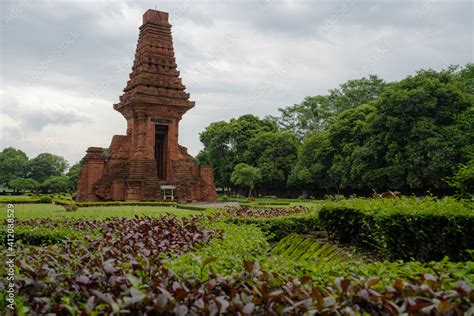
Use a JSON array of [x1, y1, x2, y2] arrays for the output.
[[155, 124, 168, 179]]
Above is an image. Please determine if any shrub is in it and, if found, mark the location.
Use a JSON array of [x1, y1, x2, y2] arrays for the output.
[[2, 216, 472, 314], [226, 205, 309, 218], [271, 234, 344, 264], [226, 213, 321, 241], [75, 201, 177, 207], [64, 204, 78, 212], [0, 216, 223, 313], [0, 196, 52, 204], [176, 204, 212, 211], [238, 202, 275, 209], [39, 196, 53, 203], [217, 194, 229, 202], [217, 195, 248, 203], [450, 160, 474, 198], [319, 197, 474, 261], [0, 226, 81, 246], [255, 201, 290, 206], [53, 198, 73, 206], [166, 223, 269, 278], [3, 259, 471, 314]]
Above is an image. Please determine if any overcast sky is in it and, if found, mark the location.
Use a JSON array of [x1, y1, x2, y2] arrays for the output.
[[0, 0, 472, 166]]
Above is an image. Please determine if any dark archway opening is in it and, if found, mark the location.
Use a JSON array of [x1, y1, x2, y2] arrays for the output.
[[155, 124, 168, 179]]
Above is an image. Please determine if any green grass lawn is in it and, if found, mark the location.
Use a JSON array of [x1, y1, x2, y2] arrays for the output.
[[0, 203, 205, 220]]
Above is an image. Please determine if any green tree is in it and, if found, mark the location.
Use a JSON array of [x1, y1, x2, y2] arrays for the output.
[[289, 65, 472, 193], [28, 153, 68, 182], [327, 103, 377, 190], [197, 115, 277, 189], [66, 162, 82, 191], [327, 74, 387, 111], [245, 131, 299, 189], [0, 147, 29, 186], [230, 163, 261, 197], [450, 160, 474, 198], [40, 176, 70, 193], [288, 131, 336, 190], [455, 63, 473, 94], [366, 67, 473, 190], [8, 178, 39, 193], [274, 75, 387, 139]]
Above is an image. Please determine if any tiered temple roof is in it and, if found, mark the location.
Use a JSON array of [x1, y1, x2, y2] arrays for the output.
[[114, 9, 194, 113]]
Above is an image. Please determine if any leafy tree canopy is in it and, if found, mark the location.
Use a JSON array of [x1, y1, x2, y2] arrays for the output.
[[40, 176, 70, 193], [0, 147, 29, 185], [28, 153, 68, 182], [273, 75, 387, 139], [196, 115, 277, 188], [66, 162, 82, 191], [8, 178, 39, 192], [230, 163, 261, 197]]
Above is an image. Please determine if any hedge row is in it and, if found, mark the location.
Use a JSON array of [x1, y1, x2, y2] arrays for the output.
[[53, 198, 73, 206], [238, 203, 283, 210], [0, 196, 52, 204], [0, 226, 82, 246], [255, 201, 291, 206], [226, 213, 322, 241], [319, 203, 474, 261], [176, 204, 213, 211], [52, 200, 177, 207]]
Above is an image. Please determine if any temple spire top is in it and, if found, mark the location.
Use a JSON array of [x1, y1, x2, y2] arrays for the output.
[[143, 9, 169, 26]]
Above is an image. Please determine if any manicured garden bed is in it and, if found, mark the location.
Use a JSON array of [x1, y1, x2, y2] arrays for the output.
[[1, 197, 472, 314]]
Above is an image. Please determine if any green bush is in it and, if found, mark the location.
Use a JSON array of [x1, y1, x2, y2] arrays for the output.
[[176, 204, 212, 211], [75, 201, 177, 207], [450, 160, 474, 198], [217, 195, 248, 203], [39, 196, 53, 203], [53, 198, 73, 206], [226, 213, 321, 241], [319, 197, 474, 261], [238, 203, 276, 209], [262, 254, 474, 290], [217, 194, 229, 202], [166, 223, 269, 278], [255, 201, 290, 206], [0, 196, 52, 204], [0, 226, 81, 246], [63, 204, 78, 212], [271, 234, 344, 265]]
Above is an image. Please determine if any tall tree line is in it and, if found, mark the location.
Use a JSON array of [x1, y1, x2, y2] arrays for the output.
[[0, 148, 81, 193], [197, 64, 473, 196]]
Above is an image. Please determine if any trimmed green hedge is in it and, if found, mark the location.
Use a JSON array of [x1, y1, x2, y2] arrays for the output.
[[226, 213, 321, 241], [75, 201, 177, 207], [53, 198, 73, 206], [53, 199, 178, 208], [1, 226, 82, 246], [0, 196, 52, 204], [176, 204, 212, 211], [238, 203, 282, 210], [255, 201, 291, 206], [319, 198, 474, 261]]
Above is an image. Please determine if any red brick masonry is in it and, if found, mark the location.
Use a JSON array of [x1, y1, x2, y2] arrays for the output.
[[76, 9, 217, 203]]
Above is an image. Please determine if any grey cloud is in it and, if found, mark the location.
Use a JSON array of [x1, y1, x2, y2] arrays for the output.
[[0, 0, 472, 162], [1, 94, 90, 132]]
